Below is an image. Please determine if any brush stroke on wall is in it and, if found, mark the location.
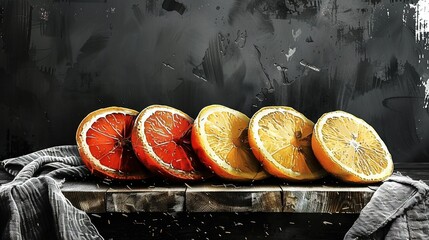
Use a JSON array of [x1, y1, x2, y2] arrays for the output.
[[0, 0, 428, 163]]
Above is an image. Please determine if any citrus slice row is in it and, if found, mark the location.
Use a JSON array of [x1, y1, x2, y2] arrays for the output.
[[76, 107, 150, 180], [191, 105, 268, 181], [132, 105, 209, 180], [248, 106, 327, 181], [312, 111, 393, 183]]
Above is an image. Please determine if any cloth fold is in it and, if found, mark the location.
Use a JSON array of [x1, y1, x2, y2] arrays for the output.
[[344, 173, 429, 240], [0, 145, 103, 240]]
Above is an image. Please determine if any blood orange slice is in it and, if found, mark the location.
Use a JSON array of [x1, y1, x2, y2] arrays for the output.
[[76, 107, 151, 180], [131, 105, 210, 181]]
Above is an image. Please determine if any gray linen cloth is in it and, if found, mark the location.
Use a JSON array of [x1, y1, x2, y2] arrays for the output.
[[344, 173, 429, 240], [0, 145, 103, 240]]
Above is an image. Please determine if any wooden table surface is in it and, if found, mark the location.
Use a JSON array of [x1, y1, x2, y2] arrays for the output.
[[60, 163, 429, 214]]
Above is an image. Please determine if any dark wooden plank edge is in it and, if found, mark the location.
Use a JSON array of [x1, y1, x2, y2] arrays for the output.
[[106, 186, 186, 213], [59, 183, 404, 214], [61, 182, 109, 213], [185, 184, 283, 212], [281, 186, 376, 214]]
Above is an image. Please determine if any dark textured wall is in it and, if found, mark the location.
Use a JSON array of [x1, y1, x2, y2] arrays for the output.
[[0, 0, 428, 162]]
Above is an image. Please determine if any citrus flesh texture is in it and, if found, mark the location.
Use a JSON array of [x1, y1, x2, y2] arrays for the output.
[[191, 105, 269, 181], [76, 107, 150, 180], [248, 106, 327, 181], [132, 105, 209, 180], [312, 111, 393, 184]]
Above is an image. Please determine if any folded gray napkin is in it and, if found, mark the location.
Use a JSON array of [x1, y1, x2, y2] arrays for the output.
[[0, 145, 103, 240], [344, 173, 429, 240]]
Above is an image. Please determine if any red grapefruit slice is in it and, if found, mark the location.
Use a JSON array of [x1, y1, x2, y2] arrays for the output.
[[76, 107, 150, 180], [131, 105, 210, 181]]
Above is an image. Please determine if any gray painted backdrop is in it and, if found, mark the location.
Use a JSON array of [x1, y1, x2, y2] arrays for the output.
[[0, 0, 428, 163]]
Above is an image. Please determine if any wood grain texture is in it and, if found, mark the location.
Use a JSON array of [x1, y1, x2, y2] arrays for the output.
[[281, 186, 375, 213], [106, 186, 186, 213], [185, 185, 282, 212], [50, 163, 429, 214], [61, 182, 108, 213]]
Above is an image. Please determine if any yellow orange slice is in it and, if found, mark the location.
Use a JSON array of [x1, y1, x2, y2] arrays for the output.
[[191, 105, 269, 181], [248, 106, 327, 181], [312, 111, 393, 183]]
